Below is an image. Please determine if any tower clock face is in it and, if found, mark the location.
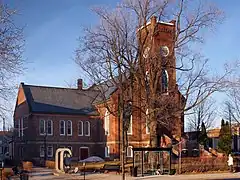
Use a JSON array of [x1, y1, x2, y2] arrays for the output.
[[143, 47, 150, 58], [160, 46, 169, 57]]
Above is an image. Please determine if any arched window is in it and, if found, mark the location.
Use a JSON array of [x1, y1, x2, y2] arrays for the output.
[[67, 120, 72, 136], [85, 121, 90, 136], [127, 115, 133, 135], [146, 109, 150, 134], [78, 121, 83, 136], [127, 146, 133, 157], [47, 120, 53, 135], [162, 69, 168, 93], [104, 109, 110, 135], [39, 119, 45, 135], [59, 120, 65, 135]]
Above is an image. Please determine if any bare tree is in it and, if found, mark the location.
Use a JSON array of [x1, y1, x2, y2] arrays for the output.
[[224, 81, 240, 123], [75, 0, 234, 178], [187, 97, 216, 132], [0, 4, 24, 120]]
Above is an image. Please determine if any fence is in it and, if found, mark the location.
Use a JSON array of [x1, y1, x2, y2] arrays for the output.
[[176, 157, 228, 173]]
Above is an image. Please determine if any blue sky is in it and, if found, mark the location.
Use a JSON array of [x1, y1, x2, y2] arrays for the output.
[[6, 0, 239, 87], [5, 0, 240, 128], [7, 0, 119, 87]]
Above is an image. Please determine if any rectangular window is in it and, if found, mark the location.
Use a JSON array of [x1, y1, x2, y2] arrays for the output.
[[47, 146, 53, 157], [47, 120, 53, 135], [39, 119, 45, 135], [146, 109, 150, 134], [78, 121, 83, 136], [67, 120, 72, 136], [60, 120, 65, 135], [40, 146, 44, 157], [127, 115, 133, 135], [105, 146, 110, 157], [104, 110, 110, 135]]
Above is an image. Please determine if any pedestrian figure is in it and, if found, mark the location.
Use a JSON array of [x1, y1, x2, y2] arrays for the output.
[[228, 154, 233, 172]]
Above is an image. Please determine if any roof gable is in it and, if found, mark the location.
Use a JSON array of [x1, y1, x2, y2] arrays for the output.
[[17, 83, 27, 106]]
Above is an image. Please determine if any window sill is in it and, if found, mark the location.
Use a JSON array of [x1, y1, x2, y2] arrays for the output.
[[78, 134, 83, 136]]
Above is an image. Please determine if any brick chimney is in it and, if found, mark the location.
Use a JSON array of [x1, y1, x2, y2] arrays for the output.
[[77, 79, 83, 90], [150, 16, 157, 26]]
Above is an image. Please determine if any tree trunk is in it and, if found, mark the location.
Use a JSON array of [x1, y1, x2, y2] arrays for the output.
[[149, 103, 158, 148], [119, 95, 125, 180]]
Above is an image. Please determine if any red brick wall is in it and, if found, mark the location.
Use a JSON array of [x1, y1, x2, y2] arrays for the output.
[[14, 113, 107, 161]]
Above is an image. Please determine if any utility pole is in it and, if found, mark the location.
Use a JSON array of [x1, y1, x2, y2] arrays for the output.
[[44, 131, 47, 165], [228, 104, 232, 151]]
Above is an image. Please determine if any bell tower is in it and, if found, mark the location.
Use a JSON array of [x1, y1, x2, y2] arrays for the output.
[[138, 16, 177, 93], [138, 16, 184, 142]]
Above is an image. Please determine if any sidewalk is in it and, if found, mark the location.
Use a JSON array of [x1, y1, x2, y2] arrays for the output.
[[28, 167, 240, 180]]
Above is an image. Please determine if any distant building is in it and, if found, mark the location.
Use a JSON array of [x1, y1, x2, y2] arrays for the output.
[[207, 125, 240, 152], [207, 128, 220, 149]]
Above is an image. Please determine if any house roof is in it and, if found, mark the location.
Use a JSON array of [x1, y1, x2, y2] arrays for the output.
[[89, 79, 118, 102], [207, 128, 221, 138], [21, 83, 100, 116], [185, 128, 221, 140]]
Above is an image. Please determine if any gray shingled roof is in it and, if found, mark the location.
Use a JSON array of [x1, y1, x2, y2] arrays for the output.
[[22, 84, 100, 115], [89, 79, 118, 103]]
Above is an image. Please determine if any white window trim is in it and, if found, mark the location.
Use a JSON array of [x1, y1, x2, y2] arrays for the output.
[[39, 119, 46, 136], [85, 121, 90, 136], [60, 120, 65, 136], [47, 146, 53, 157], [146, 109, 150, 134], [127, 115, 133, 135], [47, 119, 53, 136], [105, 146, 110, 157], [40, 145, 44, 157], [127, 146, 133, 157], [67, 120, 72, 136], [78, 121, 83, 136], [104, 109, 110, 136]]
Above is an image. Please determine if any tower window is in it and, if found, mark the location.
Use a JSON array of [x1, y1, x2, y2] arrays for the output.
[[162, 69, 168, 93]]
